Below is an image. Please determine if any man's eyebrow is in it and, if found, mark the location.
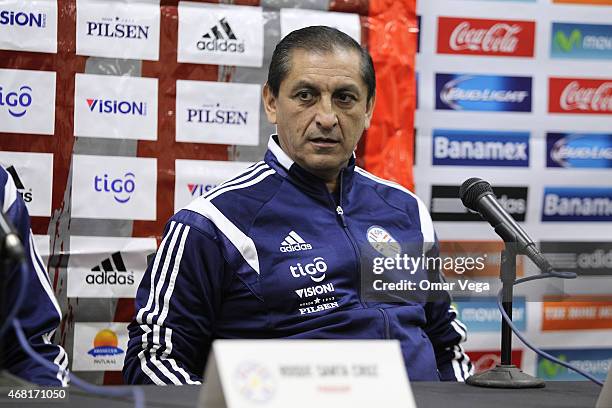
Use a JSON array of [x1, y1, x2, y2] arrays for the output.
[[289, 80, 319, 92]]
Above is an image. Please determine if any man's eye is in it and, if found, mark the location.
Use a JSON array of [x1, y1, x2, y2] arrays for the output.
[[336, 93, 356, 104], [297, 91, 313, 101]]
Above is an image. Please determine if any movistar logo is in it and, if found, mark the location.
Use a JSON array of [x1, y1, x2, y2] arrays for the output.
[[555, 29, 582, 52], [539, 355, 567, 378]]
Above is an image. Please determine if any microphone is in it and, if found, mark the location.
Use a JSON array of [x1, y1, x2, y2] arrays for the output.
[[459, 177, 554, 274]]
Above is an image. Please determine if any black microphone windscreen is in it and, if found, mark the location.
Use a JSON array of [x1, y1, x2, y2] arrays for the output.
[[460, 178, 494, 210]]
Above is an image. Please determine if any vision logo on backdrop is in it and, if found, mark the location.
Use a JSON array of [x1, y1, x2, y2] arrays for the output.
[[0, 2, 57, 53]]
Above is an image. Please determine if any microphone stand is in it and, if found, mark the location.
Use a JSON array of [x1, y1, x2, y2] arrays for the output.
[[466, 244, 545, 388]]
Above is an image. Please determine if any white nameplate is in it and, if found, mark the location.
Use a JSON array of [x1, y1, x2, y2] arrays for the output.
[[199, 340, 416, 408]]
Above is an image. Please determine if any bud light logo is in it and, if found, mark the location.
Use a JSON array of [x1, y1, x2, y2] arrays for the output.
[[547, 133, 612, 168], [433, 129, 529, 167], [551, 22, 612, 60], [436, 73, 532, 112], [87, 98, 147, 116], [0, 85, 32, 118], [94, 173, 135, 204], [0, 10, 46, 28], [542, 187, 612, 222], [186, 103, 247, 125], [87, 329, 124, 357]]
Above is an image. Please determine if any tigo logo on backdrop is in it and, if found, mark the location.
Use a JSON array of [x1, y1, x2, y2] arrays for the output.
[[437, 17, 535, 57], [71, 155, 156, 220], [93, 172, 135, 204], [73, 323, 129, 371], [453, 297, 526, 332], [540, 241, 612, 276], [547, 132, 612, 168], [549, 77, 612, 115], [0, 1, 57, 54], [74, 73, 158, 141], [76, 0, 160, 60], [542, 296, 612, 330], [431, 185, 527, 222], [433, 129, 529, 167], [552, 23, 612, 60], [542, 187, 612, 222], [178, 2, 263, 67], [67, 236, 156, 298], [0, 69, 55, 135], [0, 85, 31, 117], [174, 159, 253, 211], [436, 73, 532, 112], [538, 349, 612, 381], [0, 151, 53, 217], [176, 80, 260, 146]]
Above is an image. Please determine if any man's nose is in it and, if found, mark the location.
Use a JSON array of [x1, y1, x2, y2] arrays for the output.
[[315, 97, 338, 130]]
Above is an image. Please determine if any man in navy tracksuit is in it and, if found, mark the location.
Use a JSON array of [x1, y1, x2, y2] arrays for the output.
[[124, 26, 472, 385], [0, 166, 69, 386]]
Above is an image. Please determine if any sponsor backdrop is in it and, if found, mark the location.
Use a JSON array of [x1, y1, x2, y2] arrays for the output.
[[416, 0, 611, 380], [0, 0, 417, 384]]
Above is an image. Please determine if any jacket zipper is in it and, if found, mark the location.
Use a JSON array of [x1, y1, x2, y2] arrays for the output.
[[329, 171, 367, 309], [378, 308, 391, 339]]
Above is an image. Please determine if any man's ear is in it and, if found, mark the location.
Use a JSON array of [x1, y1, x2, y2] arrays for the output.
[[262, 83, 278, 125], [364, 92, 376, 129]]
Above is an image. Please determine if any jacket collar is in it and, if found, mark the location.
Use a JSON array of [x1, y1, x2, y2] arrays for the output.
[[264, 135, 356, 203]]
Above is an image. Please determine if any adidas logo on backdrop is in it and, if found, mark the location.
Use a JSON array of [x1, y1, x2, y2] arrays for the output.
[[197, 17, 245, 53], [280, 231, 312, 253]]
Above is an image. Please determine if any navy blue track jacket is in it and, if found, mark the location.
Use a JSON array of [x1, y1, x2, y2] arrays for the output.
[[124, 136, 473, 385], [0, 167, 69, 386]]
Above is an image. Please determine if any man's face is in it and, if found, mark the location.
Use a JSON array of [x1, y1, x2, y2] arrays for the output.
[[263, 48, 375, 180]]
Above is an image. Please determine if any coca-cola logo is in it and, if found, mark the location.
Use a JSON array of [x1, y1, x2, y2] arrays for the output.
[[438, 17, 535, 57], [449, 22, 521, 53], [559, 81, 612, 112]]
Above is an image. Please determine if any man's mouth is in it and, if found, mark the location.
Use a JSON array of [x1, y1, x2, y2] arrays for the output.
[[309, 137, 340, 148]]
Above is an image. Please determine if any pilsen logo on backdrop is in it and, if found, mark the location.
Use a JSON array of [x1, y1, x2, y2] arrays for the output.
[[85, 16, 149, 40], [549, 77, 612, 115], [437, 17, 535, 57]]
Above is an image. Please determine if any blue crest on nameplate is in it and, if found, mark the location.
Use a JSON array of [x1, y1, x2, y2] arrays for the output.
[[367, 226, 401, 257]]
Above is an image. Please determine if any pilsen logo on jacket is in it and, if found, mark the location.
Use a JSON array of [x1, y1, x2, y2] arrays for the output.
[[549, 77, 612, 114], [437, 17, 535, 57]]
